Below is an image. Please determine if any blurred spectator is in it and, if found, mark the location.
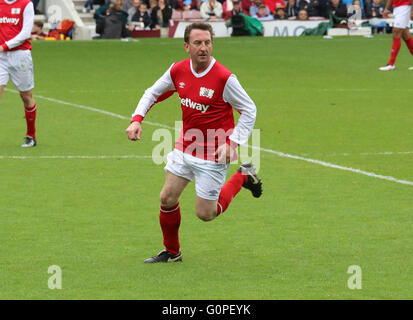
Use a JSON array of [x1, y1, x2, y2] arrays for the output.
[[127, 0, 141, 24], [365, 0, 384, 18], [307, 0, 322, 17], [250, 0, 270, 16], [94, 2, 110, 24], [285, 0, 299, 17], [366, 0, 390, 33], [31, 21, 46, 40], [174, 0, 198, 10], [200, 0, 223, 20], [223, 0, 245, 20], [32, 0, 41, 14], [253, 4, 274, 19], [168, 0, 178, 7], [123, 0, 134, 11], [297, 8, 308, 19], [264, 0, 285, 14], [273, 5, 288, 18], [150, 0, 172, 28], [83, 0, 95, 12], [241, 0, 255, 14], [132, 2, 152, 27], [96, 0, 131, 38], [349, 0, 364, 18], [149, 0, 158, 12], [325, 0, 347, 18], [297, 0, 309, 11]]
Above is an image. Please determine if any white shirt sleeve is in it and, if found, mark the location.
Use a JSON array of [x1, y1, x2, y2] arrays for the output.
[[5, 2, 34, 50], [132, 64, 176, 119], [223, 74, 257, 146]]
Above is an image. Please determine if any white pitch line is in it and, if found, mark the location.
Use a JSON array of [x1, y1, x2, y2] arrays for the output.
[[4, 89, 413, 187], [0, 155, 155, 160], [299, 151, 413, 157], [251, 146, 413, 186], [4, 88, 175, 130]]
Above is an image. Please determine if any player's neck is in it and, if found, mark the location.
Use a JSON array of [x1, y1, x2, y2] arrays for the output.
[[191, 58, 212, 74]]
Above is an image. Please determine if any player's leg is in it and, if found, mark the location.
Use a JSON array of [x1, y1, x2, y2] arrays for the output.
[[215, 163, 262, 216], [144, 150, 193, 263], [380, 6, 412, 70], [401, 27, 413, 70], [195, 197, 218, 221], [194, 162, 262, 221], [20, 90, 37, 147], [380, 27, 403, 70], [402, 27, 413, 46], [9, 50, 37, 146], [160, 171, 190, 207], [0, 59, 9, 99]]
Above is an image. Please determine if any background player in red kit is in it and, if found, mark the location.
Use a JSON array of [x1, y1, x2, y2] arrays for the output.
[[379, 0, 413, 71], [126, 22, 262, 263], [0, 0, 37, 147]]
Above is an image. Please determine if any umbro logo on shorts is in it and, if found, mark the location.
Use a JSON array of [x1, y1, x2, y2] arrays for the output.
[[208, 190, 218, 197]]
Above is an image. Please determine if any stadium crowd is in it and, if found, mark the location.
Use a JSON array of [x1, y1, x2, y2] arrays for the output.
[[92, 0, 392, 38]]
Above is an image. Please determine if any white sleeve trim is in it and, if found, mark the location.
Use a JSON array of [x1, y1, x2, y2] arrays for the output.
[[5, 2, 34, 50], [223, 74, 257, 146], [132, 64, 176, 119]]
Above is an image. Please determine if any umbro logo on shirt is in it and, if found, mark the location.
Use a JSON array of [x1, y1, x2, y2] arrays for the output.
[[11, 8, 21, 14], [179, 82, 185, 88]]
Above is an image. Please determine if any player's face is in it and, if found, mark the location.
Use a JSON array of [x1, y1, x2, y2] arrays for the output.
[[185, 29, 213, 69]]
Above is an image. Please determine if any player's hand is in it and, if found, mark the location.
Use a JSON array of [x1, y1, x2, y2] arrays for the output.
[[382, 8, 389, 19], [0, 46, 4, 53], [215, 142, 237, 164], [126, 121, 142, 141]]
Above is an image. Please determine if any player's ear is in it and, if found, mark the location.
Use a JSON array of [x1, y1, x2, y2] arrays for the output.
[[184, 42, 190, 53]]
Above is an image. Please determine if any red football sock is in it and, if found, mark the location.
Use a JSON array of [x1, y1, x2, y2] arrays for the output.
[[217, 171, 247, 216], [25, 104, 37, 139], [404, 36, 413, 55], [159, 202, 181, 255], [388, 38, 401, 66]]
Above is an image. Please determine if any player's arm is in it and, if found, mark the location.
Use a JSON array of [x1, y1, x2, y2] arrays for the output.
[[126, 65, 176, 141], [382, 0, 392, 18], [1, 2, 34, 51], [217, 74, 257, 163]]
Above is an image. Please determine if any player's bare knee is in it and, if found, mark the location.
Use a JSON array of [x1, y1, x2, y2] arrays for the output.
[[19, 92, 34, 107], [196, 209, 216, 222], [160, 191, 178, 208]]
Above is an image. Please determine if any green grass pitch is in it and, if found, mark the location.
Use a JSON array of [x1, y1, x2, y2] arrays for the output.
[[0, 35, 412, 299]]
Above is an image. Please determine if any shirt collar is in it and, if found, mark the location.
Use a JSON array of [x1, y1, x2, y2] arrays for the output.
[[190, 57, 216, 78]]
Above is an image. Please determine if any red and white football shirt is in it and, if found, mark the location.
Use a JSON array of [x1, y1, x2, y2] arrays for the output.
[[392, 0, 411, 7], [0, 0, 33, 51], [131, 57, 257, 161]]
